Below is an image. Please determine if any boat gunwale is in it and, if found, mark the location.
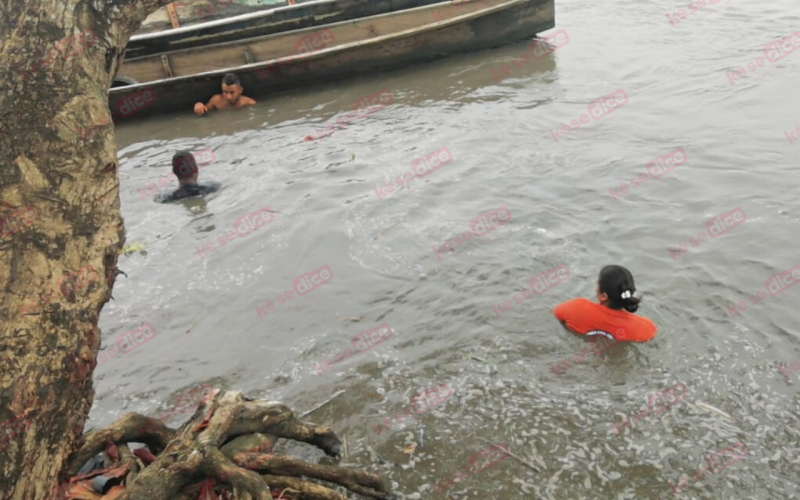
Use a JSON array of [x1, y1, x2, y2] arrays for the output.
[[115, 0, 535, 87], [125, 0, 467, 61], [129, 0, 337, 41]]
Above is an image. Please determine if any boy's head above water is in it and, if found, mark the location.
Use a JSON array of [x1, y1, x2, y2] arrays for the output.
[[596, 264, 641, 312], [173, 151, 199, 185], [221, 73, 244, 105]]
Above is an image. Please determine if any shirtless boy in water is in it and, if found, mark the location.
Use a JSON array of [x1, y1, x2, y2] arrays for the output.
[[194, 73, 256, 115]]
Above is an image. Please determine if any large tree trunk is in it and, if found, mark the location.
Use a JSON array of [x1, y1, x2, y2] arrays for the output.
[[0, 0, 169, 497]]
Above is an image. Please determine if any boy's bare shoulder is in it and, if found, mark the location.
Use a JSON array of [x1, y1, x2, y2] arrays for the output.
[[209, 94, 227, 106]]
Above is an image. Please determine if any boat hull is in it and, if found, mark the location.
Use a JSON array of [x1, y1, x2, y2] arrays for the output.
[[110, 0, 555, 121], [125, 0, 449, 59]]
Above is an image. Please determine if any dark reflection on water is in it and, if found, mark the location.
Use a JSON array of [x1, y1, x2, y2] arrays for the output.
[[96, 0, 800, 498]]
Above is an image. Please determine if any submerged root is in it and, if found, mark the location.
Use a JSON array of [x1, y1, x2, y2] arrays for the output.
[[64, 390, 394, 500]]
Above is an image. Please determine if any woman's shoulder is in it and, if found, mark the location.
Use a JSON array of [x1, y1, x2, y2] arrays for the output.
[[618, 314, 657, 342], [553, 297, 595, 318], [556, 297, 595, 309]]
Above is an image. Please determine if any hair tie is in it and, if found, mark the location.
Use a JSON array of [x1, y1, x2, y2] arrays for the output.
[[621, 290, 632, 299]]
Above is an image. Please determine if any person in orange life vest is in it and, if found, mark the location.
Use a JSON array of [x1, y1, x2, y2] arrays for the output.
[[553, 265, 656, 342]]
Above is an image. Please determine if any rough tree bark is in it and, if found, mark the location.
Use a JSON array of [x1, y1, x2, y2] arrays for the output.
[[0, 0, 173, 497]]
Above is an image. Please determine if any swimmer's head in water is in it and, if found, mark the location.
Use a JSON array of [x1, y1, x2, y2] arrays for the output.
[[597, 265, 641, 313], [173, 151, 199, 184], [221, 73, 243, 105]]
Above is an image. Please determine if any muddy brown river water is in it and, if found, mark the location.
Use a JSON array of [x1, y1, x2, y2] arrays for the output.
[[95, 0, 800, 498]]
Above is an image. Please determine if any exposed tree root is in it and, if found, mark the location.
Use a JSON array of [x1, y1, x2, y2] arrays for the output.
[[244, 454, 390, 499], [65, 412, 174, 477], [117, 444, 142, 484], [63, 390, 394, 500], [260, 475, 349, 500]]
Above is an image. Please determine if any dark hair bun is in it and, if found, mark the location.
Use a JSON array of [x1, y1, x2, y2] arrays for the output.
[[622, 294, 640, 313], [599, 265, 643, 312]]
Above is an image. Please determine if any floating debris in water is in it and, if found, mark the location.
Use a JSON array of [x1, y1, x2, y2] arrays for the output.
[[475, 436, 541, 473], [121, 242, 146, 256], [374, 219, 403, 240], [299, 389, 345, 418], [695, 401, 735, 423], [334, 314, 362, 322], [468, 354, 494, 365], [366, 445, 387, 464]]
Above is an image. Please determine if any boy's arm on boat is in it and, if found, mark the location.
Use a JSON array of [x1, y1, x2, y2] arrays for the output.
[[206, 95, 223, 110]]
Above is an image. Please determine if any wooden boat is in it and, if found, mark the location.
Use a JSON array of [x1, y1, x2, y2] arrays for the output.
[[109, 0, 555, 120], [124, 0, 450, 61]]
